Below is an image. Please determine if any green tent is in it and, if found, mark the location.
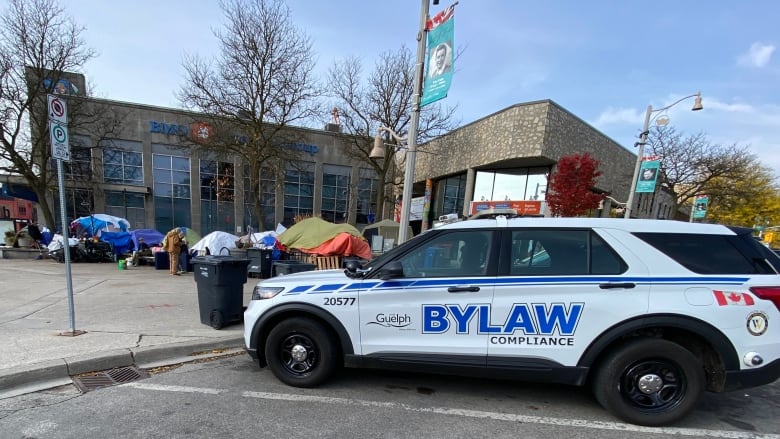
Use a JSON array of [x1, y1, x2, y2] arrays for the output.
[[278, 217, 363, 250]]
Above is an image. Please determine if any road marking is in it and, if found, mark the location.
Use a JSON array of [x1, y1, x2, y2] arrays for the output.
[[124, 382, 225, 395], [125, 383, 779, 439]]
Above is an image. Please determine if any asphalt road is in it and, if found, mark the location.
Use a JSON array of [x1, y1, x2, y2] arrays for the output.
[[0, 354, 778, 439]]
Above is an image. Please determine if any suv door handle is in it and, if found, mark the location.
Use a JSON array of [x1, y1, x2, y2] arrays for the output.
[[599, 282, 636, 289], [448, 286, 480, 293]]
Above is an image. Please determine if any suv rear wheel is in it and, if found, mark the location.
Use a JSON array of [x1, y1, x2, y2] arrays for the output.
[[264, 317, 337, 388], [592, 339, 705, 426]]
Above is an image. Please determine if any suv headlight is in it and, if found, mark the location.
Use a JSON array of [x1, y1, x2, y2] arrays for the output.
[[252, 286, 284, 300]]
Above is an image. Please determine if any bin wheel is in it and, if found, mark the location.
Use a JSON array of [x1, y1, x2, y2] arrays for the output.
[[209, 310, 224, 329]]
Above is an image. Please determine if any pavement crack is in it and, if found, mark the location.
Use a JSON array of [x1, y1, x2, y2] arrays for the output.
[[135, 334, 143, 347]]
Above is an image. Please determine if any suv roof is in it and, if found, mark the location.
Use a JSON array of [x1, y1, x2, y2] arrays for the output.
[[436, 217, 738, 234]]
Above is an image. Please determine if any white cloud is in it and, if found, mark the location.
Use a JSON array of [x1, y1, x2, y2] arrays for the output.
[[737, 42, 775, 68], [700, 98, 753, 113], [594, 107, 642, 125]]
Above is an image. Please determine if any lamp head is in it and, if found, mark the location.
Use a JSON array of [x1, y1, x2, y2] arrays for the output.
[[369, 132, 385, 160], [691, 93, 703, 111]]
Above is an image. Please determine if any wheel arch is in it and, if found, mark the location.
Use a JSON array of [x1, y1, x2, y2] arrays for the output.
[[249, 302, 355, 367], [578, 314, 739, 391]]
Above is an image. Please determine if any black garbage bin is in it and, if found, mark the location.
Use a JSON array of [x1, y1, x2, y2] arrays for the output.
[[272, 260, 316, 276], [192, 255, 250, 329], [246, 248, 274, 278]]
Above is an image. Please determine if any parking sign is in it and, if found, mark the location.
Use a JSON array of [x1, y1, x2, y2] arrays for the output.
[[48, 94, 70, 161]]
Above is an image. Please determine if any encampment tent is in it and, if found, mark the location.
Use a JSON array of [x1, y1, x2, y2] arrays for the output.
[[191, 231, 239, 254], [361, 219, 413, 244], [278, 217, 363, 250], [71, 214, 130, 238], [130, 228, 164, 250]]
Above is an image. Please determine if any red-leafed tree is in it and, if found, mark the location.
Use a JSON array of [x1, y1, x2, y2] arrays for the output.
[[547, 153, 605, 217]]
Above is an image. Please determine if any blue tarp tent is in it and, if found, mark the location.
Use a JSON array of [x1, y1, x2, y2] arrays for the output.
[[130, 228, 164, 251], [71, 214, 130, 238], [100, 231, 133, 255]]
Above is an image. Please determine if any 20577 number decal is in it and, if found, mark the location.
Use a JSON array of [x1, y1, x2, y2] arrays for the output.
[[324, 297, 356, 306]]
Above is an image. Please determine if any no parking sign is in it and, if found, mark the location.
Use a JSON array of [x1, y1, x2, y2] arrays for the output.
[[48, 94, 70, 161]]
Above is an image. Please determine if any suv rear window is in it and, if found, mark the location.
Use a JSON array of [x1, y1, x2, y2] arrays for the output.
[[634, 232, 779, 274]]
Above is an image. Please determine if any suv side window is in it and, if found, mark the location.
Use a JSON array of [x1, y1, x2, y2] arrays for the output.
[[510, 229, 626, 276], [634, 232, 776, 274], [399, 230, 492, 278]]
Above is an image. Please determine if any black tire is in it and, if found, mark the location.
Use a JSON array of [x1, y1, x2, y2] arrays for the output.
[[264, 317, 337, 388], [209, 310, 224, 329], [592, 338, 705, 426]]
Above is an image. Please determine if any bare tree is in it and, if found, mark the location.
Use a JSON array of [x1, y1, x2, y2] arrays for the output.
[[0, 0, 124, 229], [328, 46, 458, 222], [177, 0, 323, 229], [649, 126, 755, 213]]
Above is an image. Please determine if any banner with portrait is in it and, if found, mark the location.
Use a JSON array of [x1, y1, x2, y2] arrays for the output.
[[635, 160, 660, 193], [693, 194, 709, 220], [421, 5, 455, 107]]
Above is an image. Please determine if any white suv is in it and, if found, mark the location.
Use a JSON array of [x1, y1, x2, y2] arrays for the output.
[[244, 217, 780, 426]]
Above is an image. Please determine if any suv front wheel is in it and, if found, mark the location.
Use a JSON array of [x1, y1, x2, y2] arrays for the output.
[[264, 317, 338, 388], [592, 339, 705, 426]]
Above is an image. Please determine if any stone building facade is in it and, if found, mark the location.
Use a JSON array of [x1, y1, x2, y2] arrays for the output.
[[413, 100, 641, 224]]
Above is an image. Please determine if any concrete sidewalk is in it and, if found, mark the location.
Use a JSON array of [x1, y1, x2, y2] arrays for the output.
[[0, 257, 255, 399]]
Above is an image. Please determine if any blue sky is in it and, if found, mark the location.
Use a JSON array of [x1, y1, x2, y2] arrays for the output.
[[58, 0, 779, 174]]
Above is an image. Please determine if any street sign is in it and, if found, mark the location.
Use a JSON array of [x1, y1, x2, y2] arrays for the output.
[[49, 121, 70, 161], [48, 94, 67, 124], [47, 94, 70, 161]]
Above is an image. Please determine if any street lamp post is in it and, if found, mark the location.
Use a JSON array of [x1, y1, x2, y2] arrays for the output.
[[624, 92, 703, 219], [394, 0, 430, 245], [368, 0, 429, 245]]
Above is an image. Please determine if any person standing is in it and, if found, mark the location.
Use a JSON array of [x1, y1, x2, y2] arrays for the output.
[[163, 228, 184, 276], [178, 236, 189, 274]]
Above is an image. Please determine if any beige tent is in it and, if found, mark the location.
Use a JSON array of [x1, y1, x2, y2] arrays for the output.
[[361, 220, 413, 248]]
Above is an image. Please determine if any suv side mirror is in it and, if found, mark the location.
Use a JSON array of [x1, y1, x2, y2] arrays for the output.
[[378, 260, 404, 280]]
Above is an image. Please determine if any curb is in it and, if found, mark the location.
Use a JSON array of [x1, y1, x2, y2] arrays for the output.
[[0, 336, 245, 400]]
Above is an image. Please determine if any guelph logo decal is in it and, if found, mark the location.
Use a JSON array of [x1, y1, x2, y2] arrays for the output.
[[367, 313, 412, 328]]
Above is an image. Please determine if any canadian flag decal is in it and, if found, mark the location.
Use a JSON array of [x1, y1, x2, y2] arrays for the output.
[[714, 290, 755, 306]]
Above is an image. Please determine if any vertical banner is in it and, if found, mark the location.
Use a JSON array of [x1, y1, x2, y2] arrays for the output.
[[693, 194, 709, 220], [421, 5, 455, 107], [635, 159, 660, 193]]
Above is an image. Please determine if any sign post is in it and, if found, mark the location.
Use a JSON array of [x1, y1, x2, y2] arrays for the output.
[[47, 94, 81, 335]]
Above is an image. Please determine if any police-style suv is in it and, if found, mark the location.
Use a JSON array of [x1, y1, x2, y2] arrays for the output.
[[244, 217, 780, 426]]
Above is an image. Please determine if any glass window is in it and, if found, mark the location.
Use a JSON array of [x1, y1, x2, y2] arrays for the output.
[[199, 159, 235, 234], [357, 168, 379, 224], [243, 166, 276, 232], [634, 232, 776, 275], [103, 148, 143, 185], [439, 174, 467, 218], [153, 153, 191, 231], [53, 189, 92, 229], [474, 168, 550, 202], [510, 229, 625, 276], [282, 162, 315, 226], [60, 146, 92, 181], [321, 164, 351, 223], [105, 190, 145, 229], [398, 230, 492, 278]]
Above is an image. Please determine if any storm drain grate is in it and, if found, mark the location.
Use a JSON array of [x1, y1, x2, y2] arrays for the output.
[[72, 366, 150, 393]]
